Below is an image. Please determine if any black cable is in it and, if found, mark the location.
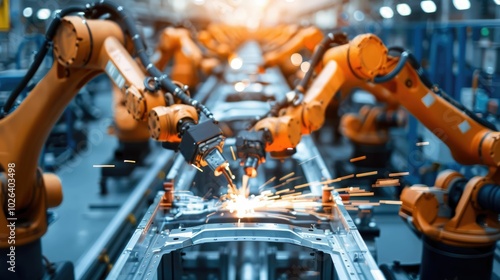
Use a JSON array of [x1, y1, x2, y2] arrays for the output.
[[2, 6, 86, 117], [373, 52, 409, 83], [85, 1, 214, 119], [386, 46, 434, 88]]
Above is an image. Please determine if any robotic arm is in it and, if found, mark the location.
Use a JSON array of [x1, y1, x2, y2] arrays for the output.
[[240, 33, 500, 174], [0, 3, 228, 263], [238, 33, 500, 277]]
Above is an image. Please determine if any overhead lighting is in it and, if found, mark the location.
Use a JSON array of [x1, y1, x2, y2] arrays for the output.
[[379, 6, 394, 19], [421, 1, 437, 13], [453, 0, 470, 10], [494, 0, 500, 5], [37, 8, 51, 20], [22, 7, 33, 18], [396, 3, 412, 16]]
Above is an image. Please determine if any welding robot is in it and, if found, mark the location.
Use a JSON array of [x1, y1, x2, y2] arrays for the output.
[[0, 2, 232, 279], [237, 33, 500, 279], [261, 30, 408, 179], [100, 26, 221, 194]]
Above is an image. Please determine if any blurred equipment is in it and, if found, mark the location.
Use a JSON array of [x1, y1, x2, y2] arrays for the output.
[[154, 27, 220, 90], [0, 0, 9, 31], [334, 103, 407, 191]]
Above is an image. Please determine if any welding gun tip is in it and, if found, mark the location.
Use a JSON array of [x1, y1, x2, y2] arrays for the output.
[[244, 156, 259, 178]]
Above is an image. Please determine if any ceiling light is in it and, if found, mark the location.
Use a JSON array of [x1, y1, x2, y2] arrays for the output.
[[494, 0, 500, 4], [421, 1, 437, 13], [379, 6, 394, 19], [453, 0, 471, 10], [23, 7, 33, 18], [396, 3, 412, 16], [37, 9, 51, 20]]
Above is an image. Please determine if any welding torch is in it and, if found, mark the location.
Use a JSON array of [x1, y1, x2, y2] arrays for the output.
[[177, 120, 236, 189], [235, 130, 270, 178]]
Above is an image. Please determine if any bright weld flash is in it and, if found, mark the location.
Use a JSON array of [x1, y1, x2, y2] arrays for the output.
[[225, 194, 265, 218]]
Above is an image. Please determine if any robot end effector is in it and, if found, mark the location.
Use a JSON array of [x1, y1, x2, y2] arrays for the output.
[[236, 130, 271, 178], [178, 120, 229, 177]]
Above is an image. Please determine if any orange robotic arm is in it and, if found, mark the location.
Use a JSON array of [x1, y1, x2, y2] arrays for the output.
[[239, 33, 500, 256], [0, 4, 228, 255]]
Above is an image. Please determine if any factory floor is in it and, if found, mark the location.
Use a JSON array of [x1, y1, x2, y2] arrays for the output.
[[40, 80, 496, 278]]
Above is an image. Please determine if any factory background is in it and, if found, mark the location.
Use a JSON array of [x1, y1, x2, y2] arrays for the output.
[[0, 0, 499, 279]]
